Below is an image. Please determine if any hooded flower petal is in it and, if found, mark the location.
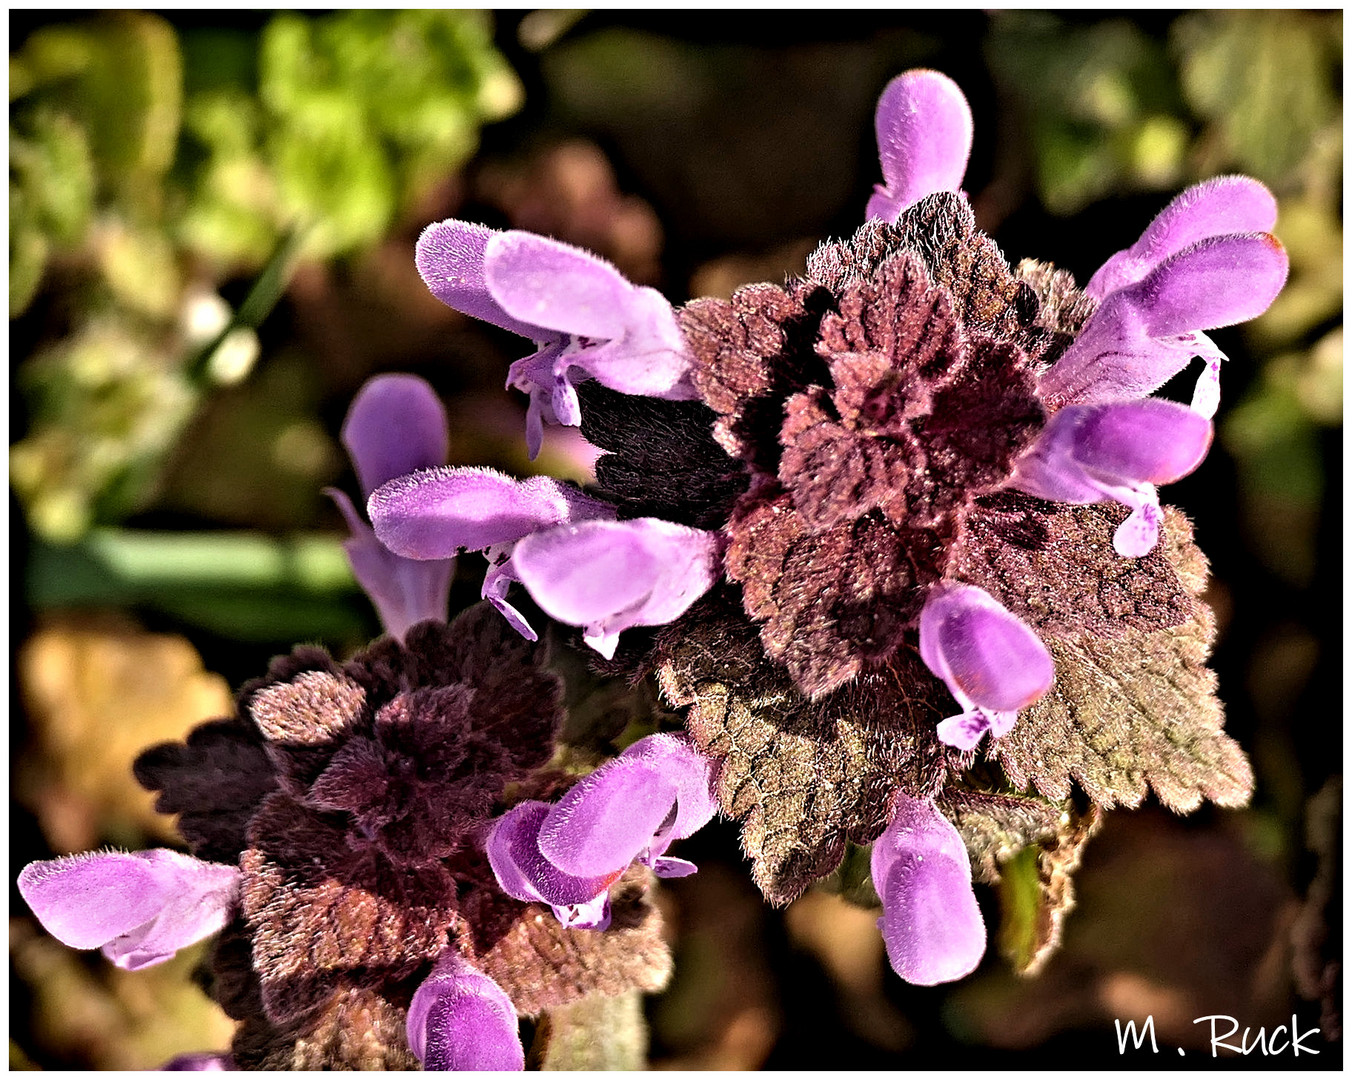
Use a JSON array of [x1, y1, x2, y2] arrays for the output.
[[1011, 398, 1213, 557], [407, 952, 524, 1072], [510, 517, 721, 659], [485, 801, 621, 930], [866, 69, 973, 222], [17, 850, 240, 971], [369, 468, 614, 560], [536, 734, 718, 879], [330, 374, 453, 638], [1039, 233, 1288, 414], [1085, 176, 1279, 300], [415, 219, 553, 340], [871, 795, 985, 986], [919, 583, 1055, 750], [341, 374, 450, 499], [485, 230, 633, 341]]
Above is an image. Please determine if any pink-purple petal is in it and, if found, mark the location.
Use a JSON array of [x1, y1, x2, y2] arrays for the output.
[[1135, 233, 1289, 339], [341, 375, 450, 498], [1011, 400, 1212, 505], [537, 759, 679, 878], [871, 795, 985, 986], [485, 230, 632, 341], [328, 489, 452, 639], [1086, 176, 1279, 299], [870, 789, 989, 984], [510, 518, 720, 655], [620, 733, 719, 841], [485, 801, 619, 915], [415, 220, 550, 340], [18, 850, 240, 970], [919, 583, 1055, 714], [407, 952, 524, 1072], [866, 69, 973, 222], [161, 1054, 234, 1071], [1041, 233, 1288, 408], [368, 468, 613, 560]]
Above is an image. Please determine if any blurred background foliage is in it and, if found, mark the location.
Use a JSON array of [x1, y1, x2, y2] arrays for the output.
[[9, 9, 1342, 1071]]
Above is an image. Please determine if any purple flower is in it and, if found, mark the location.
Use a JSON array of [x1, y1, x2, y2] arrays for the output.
[[918, 583, 1055, 751], [1040, 182, 1287, 420], [511, 517, 722, 659], [369, 468, 720, 657], [486, 734, 718, 929], [369, 466, 615, 640], [416, 221, 697, 459], [407, 952, 524, 1072], [866, 69, 973, 223], [161, 1053, 234, 1071], [871, 794, 985, 986], [326, 374, 454, 640], [1010, 398, 1214, 557], [17, 849, 240, 971]]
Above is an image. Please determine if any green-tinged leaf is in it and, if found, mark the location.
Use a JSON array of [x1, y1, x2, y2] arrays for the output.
[[986, 12, 1186, 213], [813, 840, 880, 909], [986, 511, 1254, 813], [535, 991, 648, 1071], [25, 531, 367, 644], [996, 804, 1102, 976], [938, 788, 1063, 884], [656, 588, 948, 907], [10, 107, 96, 245], [27, 530, 355, 602]]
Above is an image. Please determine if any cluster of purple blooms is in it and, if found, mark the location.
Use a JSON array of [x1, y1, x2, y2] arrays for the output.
[[18, 69, 1286, 1069]]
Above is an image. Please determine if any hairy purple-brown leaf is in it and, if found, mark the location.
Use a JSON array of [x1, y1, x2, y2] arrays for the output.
[[954, 495, 1196, 640], [456, 866, 673, 1016], [986, 511, 1253, 811], [240, 793, 459, 1026], [655, 590, 949, 905], [134, 718, 277, 864], [725, 486, 947, 698]]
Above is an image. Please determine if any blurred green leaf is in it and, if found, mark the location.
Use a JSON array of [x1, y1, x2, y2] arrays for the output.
[[17, 13, 182, 204], [996, 846, 1043, 972], [1173, 10, 1341, 185], [536, 991, 647, 1070], [25, 530, 366, 643], [986, 13, 1187, 213]]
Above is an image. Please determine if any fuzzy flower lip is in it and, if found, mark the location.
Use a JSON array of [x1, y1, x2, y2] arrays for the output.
[[369, 467, 613, 561], [919, 582, 1055, 752], [1011, 398, 1213, 558], [1041, 205, 1288, 420], [866, 69, 973, 223], [1084, 176, 1279, 300], [407, 952, 524, 1072], [17, 849, 240, 971], [511, 517, 722, 660], [327, 374, 453, 640], [871, 794, 985, 986], [487, 734, 718, 929], [416, 220, 696, 459]]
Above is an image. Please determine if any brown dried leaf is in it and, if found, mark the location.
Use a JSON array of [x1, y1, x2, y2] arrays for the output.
[[232, 985, 419, 1071], [656, 593, 948, 905], [986, 512, 1254, 812]]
